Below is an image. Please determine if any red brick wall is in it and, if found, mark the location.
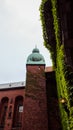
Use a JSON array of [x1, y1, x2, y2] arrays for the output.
[[24, 65, 48, 130], [0, 88, 25, 130]]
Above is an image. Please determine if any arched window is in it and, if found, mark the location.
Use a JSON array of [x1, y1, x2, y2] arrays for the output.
[[12, 96, 23, 128], [0, 97, 9, 128]]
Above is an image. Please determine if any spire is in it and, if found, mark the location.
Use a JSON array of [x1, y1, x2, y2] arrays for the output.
[[35, 45, 37, 48]]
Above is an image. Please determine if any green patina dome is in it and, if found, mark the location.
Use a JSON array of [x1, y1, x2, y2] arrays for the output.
[[26, 47, 45, 65], [32, 48, 39, 53]]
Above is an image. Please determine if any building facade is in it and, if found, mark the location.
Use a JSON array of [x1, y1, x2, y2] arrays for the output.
[[0, 82, 25, 130], [0, 47, 61, 130]]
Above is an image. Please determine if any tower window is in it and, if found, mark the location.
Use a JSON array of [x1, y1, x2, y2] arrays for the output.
[[8, 112, 12, 119]]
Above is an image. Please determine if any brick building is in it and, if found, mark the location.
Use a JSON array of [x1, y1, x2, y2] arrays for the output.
[[0, 47, 61, 130], [0, 81, 25, 130]]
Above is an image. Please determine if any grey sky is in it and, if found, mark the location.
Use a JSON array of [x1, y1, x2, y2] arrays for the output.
[[0, 0, 52, 84]]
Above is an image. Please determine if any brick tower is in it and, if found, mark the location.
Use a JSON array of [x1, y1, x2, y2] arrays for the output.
[[24, 47, 48, 130]]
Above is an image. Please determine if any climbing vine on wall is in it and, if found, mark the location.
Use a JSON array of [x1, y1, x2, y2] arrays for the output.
[[40, 0, 73, 129], [40, 0, 56, 67]]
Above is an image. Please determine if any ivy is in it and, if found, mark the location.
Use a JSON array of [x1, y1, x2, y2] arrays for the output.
[[40, 0, 73, 129], [40, 0, 56, 67]]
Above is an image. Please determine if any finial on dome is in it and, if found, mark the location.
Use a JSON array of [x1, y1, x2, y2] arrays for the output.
[[32, 46, 39, 53], [35, 45, 37, 48]]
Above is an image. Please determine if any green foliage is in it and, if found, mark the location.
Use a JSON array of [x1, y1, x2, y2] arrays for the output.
[[40, 0, 55, 67], [40, 0, 73, 129], [51, 0, 61, 48], [40, 0, 48, 46], [50, 0, 71, 129]]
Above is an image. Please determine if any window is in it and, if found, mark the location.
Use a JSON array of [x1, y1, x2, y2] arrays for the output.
[[8, 112, 12, 119]]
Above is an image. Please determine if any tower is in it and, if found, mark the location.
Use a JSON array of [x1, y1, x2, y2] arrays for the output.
[[24, 47, 48, 130]]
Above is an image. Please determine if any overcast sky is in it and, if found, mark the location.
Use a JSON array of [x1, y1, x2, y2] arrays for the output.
[[0, 0, 52, 84]]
